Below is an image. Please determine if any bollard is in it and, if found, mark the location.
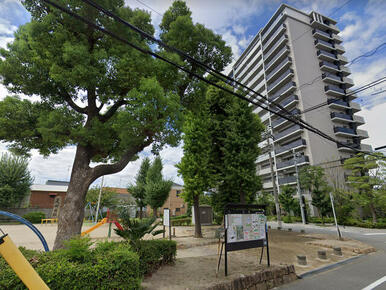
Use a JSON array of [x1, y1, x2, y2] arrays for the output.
[[297, 255, 307, 265], [317, 250, 327, 260], [288, 228, 292, 232], [173, 227, 176, 237], [333, 247, 342, 256]]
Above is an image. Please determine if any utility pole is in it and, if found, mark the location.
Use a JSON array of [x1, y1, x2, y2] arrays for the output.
[[293, 149, 306, 224], [265, 127, 282, 228], [95, 175, 104, 223], [329, 191, 342, 240]]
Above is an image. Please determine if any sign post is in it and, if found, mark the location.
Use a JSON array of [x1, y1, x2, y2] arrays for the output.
[[163, 208, 171, 241], [219, 204, 269, 276]]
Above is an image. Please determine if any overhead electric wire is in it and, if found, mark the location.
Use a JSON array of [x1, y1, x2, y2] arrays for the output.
[[41, 0, 386, 160]]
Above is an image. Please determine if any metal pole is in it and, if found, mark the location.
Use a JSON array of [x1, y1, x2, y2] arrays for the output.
[[266, 130, 282, 228], [95, 176, 104, 223], [329, 192, 342, 240], [293, 150, 306, 224]]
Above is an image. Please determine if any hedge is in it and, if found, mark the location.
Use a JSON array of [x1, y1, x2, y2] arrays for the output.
[[22, 212, 45, 224], [171, 217, 191, 226], [0, 238, 176, 289]]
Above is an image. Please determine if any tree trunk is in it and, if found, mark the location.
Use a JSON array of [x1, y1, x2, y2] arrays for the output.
[[53, 146, 93, 250], [193, 194, 202, 238], [153, 207, 157, 218], [239, 191, 245, 204], [369, 204, 377, 224], [139, 207, 143, 219]]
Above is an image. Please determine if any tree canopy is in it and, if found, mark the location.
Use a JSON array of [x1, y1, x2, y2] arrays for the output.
[[128, 157, 150, 218], [0, 0, 232, 248], [86, 187, 118, 209], [279, 185, 297, 222], [0, 153, 33, 208]]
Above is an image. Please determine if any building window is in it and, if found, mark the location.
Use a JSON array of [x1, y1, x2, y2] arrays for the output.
[[176, 190, 181, 197], [175, 208, 180, 212]]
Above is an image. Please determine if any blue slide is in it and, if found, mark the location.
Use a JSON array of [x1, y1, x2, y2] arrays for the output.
[[0, 210, 49, 252]]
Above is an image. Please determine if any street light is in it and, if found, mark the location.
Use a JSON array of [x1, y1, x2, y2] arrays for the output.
[[293, 149, 306, 225]]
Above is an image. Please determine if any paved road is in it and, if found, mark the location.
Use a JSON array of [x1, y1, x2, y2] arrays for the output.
[[267, 222, 386, 290]]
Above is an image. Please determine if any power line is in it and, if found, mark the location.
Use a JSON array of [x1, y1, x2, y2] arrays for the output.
[[41, 0, 386, 161], [135, 0, 163, 16]]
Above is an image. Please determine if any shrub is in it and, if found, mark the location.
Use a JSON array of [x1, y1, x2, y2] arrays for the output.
[[170, 214, 189, 220], [171, 217, 191, 226], [137, 239, 177, 275], [63, 235, 93, 263], [22, 212, 45, 223]]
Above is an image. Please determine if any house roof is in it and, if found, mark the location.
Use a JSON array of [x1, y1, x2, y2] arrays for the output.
[[31, 184, 68, 192]]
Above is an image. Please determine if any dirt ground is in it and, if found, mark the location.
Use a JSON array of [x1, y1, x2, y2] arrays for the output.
[[1, 223, 375, 289]]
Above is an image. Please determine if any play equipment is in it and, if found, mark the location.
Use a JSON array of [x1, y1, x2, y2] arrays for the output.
[[84, 202, 103, 223], [81, 209, 123, 237], [0, 233, 49, 289], [0, 210, 49, 252]]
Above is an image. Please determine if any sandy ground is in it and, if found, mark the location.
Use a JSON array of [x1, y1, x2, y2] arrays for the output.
[[1, 223, 375, 289]]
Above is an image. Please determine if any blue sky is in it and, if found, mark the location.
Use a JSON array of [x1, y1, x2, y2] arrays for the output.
[[0, 0, 385, 186]]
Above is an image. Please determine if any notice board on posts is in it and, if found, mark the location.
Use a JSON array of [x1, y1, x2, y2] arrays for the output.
[[225, 213, 266, 244]]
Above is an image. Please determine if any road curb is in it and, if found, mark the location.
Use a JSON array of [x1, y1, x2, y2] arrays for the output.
[[298, 255, 363, 278]]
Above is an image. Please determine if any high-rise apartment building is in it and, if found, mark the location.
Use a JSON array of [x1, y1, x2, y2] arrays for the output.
[[230, 4, 371, 210]]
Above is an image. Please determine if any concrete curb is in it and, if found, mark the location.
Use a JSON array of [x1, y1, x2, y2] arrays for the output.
[[298, 255, 363, 278]]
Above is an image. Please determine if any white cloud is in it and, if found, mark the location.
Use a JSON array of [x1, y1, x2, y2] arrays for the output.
[[360, 102, 386, 149]]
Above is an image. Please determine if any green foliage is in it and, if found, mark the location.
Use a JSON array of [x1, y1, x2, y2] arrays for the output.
[[344, 153, 386, 223], [0, 238, 177, 289], [137, 239, 177, 275], [0, 153, 33, 208], [256, 191, 275, 216], [279, 185, 297, 222], [299, 165, 332, 219], [63, 235, 93, 263], [22, 212, 45, 223], [128, 157, 150, 215], [171, 217, 192, 226], [86, 187, 118, 209], [115, 210, 163, 250], [144, 157, 173, 216], [332, 189, 354, 224]]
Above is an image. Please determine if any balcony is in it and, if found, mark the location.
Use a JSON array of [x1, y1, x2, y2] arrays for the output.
[[325, 85, 345, 96], [310, 19, 339, 34], [275, 139, 307, 156], [266, 56, 292, 82], [334, 44, 345, 53], [257, 153, 270, 163], [274, 124, 303, 142], [272, 108, 300, 128], [312, 28, 332, 41], [263, 181, 273, 189], [334, 126, 357, 136], [264, 34, 288, 62], [357, 129, 369, 139], [263, 23, 286, 51], [314, 39, 334, 50], [269, 81, 297, 102], [343, 77, 354, 88], [350, 102, 361, 112], [317, 49, 338, 62], [278, 175, 297, 185], [330, 112, 353, 122], [265, 45, 290, 72], [277, 155, 309, 170], [353, 115, 365, 125], [271, 95, 299, 113], [258, 167, 272, 176], [328, 98, 349, 109], [339, 66, 351, 76], [319, 61, 340, 74], [361, 144, 372, 152], [338, 55, 349, 64], [267, 69, 294, 93], [322, 73, 343, 85], [333, 34, 343, 43], [337, 142, 360, 151]]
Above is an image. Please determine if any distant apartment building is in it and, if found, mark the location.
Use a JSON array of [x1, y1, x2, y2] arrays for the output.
[[230, 4, 371, 209]]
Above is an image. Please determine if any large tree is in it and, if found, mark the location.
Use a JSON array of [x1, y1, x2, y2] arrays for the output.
[[344, 153, 386, 223], [0, 153, 33, 208], [128, 157, 150, 219], [85, 186, 118, 210], [299, 165, 332, 221], [0, 0, 231, 248], [177, 109, 213, 237], [279, 185, 297, 222], [145, 156, 173, 217]]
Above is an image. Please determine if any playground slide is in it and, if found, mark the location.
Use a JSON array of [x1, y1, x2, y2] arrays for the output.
[[0, 234, 49, 290], [81, 218, 107, 236], [114, 221, 123, 231]]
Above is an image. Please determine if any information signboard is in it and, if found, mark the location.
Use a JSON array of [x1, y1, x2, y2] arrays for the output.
[[163, 209, 170, 227], [226, 213, 266, 243]]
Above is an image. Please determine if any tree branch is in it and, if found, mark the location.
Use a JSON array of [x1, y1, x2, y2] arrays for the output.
[[62, 91, 87, 114], [90, 137, 153, 178], [99, 99, 128, 123]]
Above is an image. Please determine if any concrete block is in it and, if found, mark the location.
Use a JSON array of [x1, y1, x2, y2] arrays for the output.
[[317, 250, 327, 260], [297, 255, 307, 265], [333, 247, 342, 256]]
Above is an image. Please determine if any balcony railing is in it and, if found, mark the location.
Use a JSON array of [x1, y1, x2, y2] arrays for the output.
[[263, 24, 286, 51], [269, 81, 296, 101], [265, 45, 289, 70], [266, 56, 291, 81], [275, 139, 306, 155], [274, 124, 302, 140], [267, 69, 294, 92], [353, 115, 365, 124], [323, 73, 342, 82], [312, 28, 331, 39], [264, 34, 288, 61], [317, 49, 338, 60], [325, 85, 345, 95], [315, 39, 334, 49], [272, 108, 300, 128], [277, 155, 309, 169], [278, 175, 297, 185], [319, 61, 339, 71], [328, 99, 349, 107], [272, 95, 299, 113], [334, 126, 356, 135], [262, 15, 284, 41], [330, 112, 353, 121], [337, 142, 360, 150]]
